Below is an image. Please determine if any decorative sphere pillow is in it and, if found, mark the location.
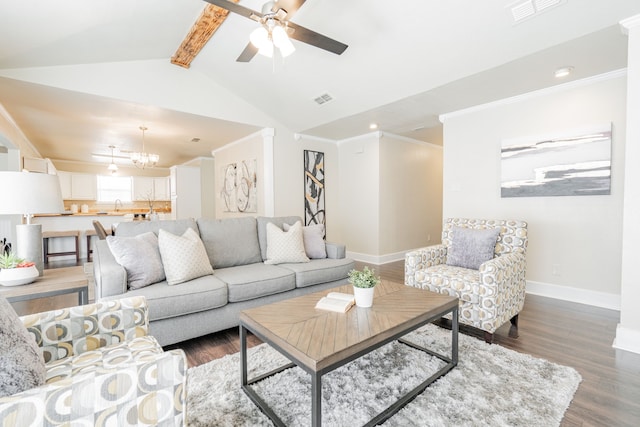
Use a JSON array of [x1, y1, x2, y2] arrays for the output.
[[0, 296, 46, 397], [158, 227, 214, 285], [107, 232, 165, 289], [264, 221, 310, 264], [446, 226, 501, 270], [283, 222, 327, 259]]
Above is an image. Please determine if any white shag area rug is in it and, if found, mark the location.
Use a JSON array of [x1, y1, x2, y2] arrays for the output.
[[186, 324, 581, 426]]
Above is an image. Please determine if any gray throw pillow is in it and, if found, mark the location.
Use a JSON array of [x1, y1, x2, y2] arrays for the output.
[[0, 296, 46, 397], [107, 232, 166, 289], [283, 222, 327, 259], [446, 226, 501, 270]]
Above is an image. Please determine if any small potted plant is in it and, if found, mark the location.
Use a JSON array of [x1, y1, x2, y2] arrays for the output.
[[0, 251, 38, 286], [348, 266, 381, 308]]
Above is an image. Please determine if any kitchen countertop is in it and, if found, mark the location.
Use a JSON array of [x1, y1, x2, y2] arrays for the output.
[[35, 211, 170, 217]]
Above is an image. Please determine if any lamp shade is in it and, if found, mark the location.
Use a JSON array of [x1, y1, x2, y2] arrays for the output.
[[0, 172, 64, 216]]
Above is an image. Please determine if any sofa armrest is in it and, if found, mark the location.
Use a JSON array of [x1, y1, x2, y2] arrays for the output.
[[20, 296, 149, 362], [0, 348, 187, 426], [93, 239, 127, 298], [325, 241, 346, 259], [405, 244, 448, 288]]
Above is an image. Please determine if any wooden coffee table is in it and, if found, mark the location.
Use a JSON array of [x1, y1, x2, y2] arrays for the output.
[[239, 280, 459, 427], [0, 266, 89, 305]]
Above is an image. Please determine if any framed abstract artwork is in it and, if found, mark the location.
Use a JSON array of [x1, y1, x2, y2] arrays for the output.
[[501, 124, 612, 197], [220, 159, 257, 212], [303, 150, 325, 228]]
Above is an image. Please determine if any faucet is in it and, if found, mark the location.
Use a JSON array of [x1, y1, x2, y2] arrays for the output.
[[114, 199, 123, 212]]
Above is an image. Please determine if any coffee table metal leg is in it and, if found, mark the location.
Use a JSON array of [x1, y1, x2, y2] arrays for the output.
[[79, 287, 88, 305], [452, 305, 459, 365], [312, 372, 321, 427], [240, 325, 248, 387]]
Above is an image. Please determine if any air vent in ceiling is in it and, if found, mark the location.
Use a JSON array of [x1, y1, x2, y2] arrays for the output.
[[191, 137, 201, 143], [313, 93, 333, 105], [507, 0, 566, 24]]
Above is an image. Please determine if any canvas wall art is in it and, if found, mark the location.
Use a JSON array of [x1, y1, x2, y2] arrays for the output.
[[220, 159, 257, 212], [501, 124, 612, 198], [304, 150, 325, 228]]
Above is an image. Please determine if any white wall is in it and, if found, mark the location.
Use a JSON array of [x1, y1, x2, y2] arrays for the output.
[[337, 132, 443, 263], [441, 73, 627, 308], [379, 134, 443, 255], [616, 14, 640, 354]]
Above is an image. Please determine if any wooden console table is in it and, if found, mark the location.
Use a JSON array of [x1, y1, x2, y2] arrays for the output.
[[0, 266, 89, 305]]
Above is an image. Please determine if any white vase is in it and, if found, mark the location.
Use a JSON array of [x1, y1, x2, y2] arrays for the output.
[[353, 286, 375, 308], [0, 265, 38, 286]]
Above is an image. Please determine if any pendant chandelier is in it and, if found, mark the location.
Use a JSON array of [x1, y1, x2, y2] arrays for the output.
[[107, 145, 118, 174], [130, 126, 159, 169]]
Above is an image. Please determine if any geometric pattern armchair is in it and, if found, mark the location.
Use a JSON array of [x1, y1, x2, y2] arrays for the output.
[[405, 218, 528, 343], [0, 296, 187, 426]]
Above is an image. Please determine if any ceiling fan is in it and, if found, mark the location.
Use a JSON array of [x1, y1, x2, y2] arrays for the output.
[[203, 0, 348, 62]]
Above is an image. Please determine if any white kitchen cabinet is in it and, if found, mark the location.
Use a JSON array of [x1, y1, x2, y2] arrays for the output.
[[132, 176, 154, 201], [153, 177, 170, 200], [70, 173, 97, 200], [57, 171, 72, 199], [169, 166, 201, 220]]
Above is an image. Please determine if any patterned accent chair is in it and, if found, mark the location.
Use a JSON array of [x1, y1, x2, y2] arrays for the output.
[[0, 296, 187, 426], [405, 218, 528, 343]]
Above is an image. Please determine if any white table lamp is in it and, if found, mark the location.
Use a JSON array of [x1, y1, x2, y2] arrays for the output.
[[0, 171, 64, 276]]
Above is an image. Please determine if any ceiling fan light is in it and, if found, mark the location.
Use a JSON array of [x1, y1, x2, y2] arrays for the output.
[[258, 42, 274, 58], [272, 25, 295, 57], [250, 26, 269, 49]]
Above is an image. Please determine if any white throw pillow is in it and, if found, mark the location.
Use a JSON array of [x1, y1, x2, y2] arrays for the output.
[[283, 222, 327, 259], [107, 232, 165, 289], [264, 221, 310, 265], [158, 228, 214, 285]]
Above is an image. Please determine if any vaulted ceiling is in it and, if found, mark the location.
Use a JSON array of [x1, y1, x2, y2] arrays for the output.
[[0, 0, 638, 169]]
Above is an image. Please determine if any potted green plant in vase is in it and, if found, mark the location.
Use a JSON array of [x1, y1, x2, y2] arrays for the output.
[[348, 266, 381, 308], [0, 251, 38, 286]]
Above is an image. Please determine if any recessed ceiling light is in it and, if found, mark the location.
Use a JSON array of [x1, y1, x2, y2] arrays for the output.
[[554, 66, 574, 78], [369, 123, 378, 130]]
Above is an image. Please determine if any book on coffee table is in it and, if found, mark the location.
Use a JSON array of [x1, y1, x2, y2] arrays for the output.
[[315, 292, 355, 313]]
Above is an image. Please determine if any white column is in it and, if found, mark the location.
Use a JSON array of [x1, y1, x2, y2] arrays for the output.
[[615, 14, 640, 354], [262, 127, 275, 217]]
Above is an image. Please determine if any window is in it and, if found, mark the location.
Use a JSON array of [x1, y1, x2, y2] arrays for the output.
[[97, 175, 132, 202]]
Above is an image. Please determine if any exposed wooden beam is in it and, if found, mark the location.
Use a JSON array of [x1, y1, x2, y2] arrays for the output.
[[171, 1, 239, 69]]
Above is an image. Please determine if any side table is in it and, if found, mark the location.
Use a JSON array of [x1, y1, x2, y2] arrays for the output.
[[0, 266, 89, 305]]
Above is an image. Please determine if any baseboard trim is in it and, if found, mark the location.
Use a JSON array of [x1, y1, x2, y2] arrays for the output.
[[526, 280, 620, 310], [346, 250, 407, 265], [613, 324, 640, 355]]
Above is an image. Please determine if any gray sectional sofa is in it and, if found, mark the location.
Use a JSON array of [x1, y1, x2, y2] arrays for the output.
[[93, 216, 354, 346]]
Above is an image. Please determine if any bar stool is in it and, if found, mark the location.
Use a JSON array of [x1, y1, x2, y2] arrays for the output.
[[86, 227, 112, 262], [42, 230, 80, 263]]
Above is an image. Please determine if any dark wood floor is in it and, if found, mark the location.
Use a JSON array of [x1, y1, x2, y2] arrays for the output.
[[13, 259, 640, 426]]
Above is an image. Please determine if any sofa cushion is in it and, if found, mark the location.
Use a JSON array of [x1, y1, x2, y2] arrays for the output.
[[197, 217, 262, 269], [122, 275, 228, 321], [279, 258, 355, 288], [0, 296, 46, 397], [115, 218, 199, 238], [446, 226, 500, 270], [158, 228, 214, 285], [283, 222, 327, 259], [257, 216, 302, 260], [106, 232, 165, 289], [264, 221, 310, 265], [214, 263, 296, 302]]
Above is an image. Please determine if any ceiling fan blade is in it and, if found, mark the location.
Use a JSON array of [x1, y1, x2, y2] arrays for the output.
[[271, 0, 306, 16], [286, 22, 348, 56], [236, 43, 259, 62], [203, 0, 260, 20]]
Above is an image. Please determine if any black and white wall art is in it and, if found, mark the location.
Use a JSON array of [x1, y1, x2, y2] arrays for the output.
[[501, 124, 612, 197], [303, 150, 325, 227], [220, 159, 257, 212]]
